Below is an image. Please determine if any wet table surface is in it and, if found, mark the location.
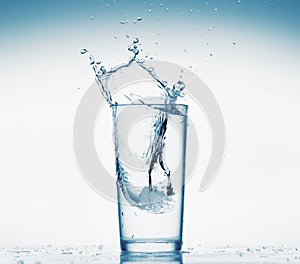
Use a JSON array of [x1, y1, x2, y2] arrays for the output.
[[1, 245, 300, 263]]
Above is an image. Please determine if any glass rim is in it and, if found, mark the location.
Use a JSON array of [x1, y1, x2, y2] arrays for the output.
[[111, 103, 188, 107]]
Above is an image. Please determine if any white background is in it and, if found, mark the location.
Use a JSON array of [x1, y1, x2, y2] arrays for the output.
[[1, 1, 300, 247]]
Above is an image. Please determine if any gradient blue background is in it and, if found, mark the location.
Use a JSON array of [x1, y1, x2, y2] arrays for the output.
[[0, 0, 300, 247]]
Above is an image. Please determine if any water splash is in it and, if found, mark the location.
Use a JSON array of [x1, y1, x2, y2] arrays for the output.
[[84, 39, 185, 213]]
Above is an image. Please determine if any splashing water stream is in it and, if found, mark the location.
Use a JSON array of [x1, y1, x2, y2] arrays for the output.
[[83, 39, 186, 213]]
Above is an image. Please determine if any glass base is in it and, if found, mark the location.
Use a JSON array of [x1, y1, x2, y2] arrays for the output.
[[120, 239, 182, 253]]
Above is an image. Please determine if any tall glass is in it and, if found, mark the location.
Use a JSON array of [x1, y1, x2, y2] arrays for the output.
[[112, 103, 188, 253]]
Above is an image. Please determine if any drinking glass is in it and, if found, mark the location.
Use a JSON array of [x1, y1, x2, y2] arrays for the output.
[[112, 103, 188, 252]]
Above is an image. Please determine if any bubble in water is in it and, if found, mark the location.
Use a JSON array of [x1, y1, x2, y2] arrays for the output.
[[137, 16, 142, 21], [120, 20, 125, 24], [80, 48, 89, 55]]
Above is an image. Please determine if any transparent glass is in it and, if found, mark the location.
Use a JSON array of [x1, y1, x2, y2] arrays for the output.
[[112, 104, 188, 253]]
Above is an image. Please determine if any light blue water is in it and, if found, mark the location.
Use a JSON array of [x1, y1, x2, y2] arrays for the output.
[[82, 40, 185, 213]]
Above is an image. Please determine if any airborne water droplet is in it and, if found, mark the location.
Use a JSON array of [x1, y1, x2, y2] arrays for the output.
[[148, 9, 152, 13], [120, 20, 125, 24], [89, 55, 95, 65], [166, 7, 169, 11], [80, 49, 89, 54], [137, 16, 142, 21], [214, 8, 218, 11], [133, 38, 139, 43], [133, 20, 137, 24], [125, 34, 130, 38]]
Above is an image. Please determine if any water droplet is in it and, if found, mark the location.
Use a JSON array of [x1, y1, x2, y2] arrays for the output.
[[232, 42, 236, 45], [238, 0, 242, 3], [98, 245, 104, 251], [133, 38, 139, 43], [209, 53, 213, 56], [131, 235, 134, 238], [160, 3, 163, 7], [214, 8, 218, 11], [165, 7, 169, 11], [148, 9, 152, 13], [137, 16, 142, 21], [90, 16, 94, 19], [180, 12, 184, 15], [120, 20, 125, 24], [133, 20, 137, 24], [80, 48, 89, 55], [89, 55, 95, 65], [189, 9, 193, 12], [155, 42, 158, 45], [125, 34, 130, 38], [184, 48, 187, 52], [114, 36, 117, 39]]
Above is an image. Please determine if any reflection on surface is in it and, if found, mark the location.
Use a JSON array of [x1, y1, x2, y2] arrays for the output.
[[120, 251, 182, 264]]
